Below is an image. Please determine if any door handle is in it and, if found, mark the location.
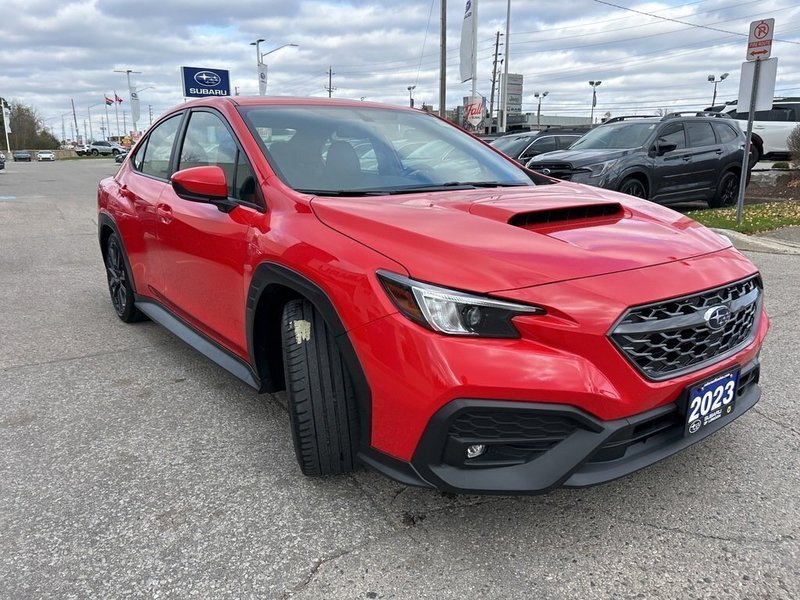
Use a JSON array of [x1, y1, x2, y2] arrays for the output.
[[156, 203, 173, 224], [681, 155, 692, 162], [715, 149, 724, 155], [119, 184, 133, 199]]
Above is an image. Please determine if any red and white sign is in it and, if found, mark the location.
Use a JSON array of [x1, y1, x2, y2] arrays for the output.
[[464, 96, 484, 130], [747, 18, 774, 61]]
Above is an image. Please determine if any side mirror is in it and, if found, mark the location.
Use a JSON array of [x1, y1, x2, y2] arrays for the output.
[[171, 166, 237, 212], [656, 140, 678, 156]]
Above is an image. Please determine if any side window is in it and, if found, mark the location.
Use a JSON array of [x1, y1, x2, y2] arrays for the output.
[[522, 137, 557, 158], [658, 123, 686, 150], [140, 115, 182, 179], [131, 138, 148, 171], [179, 111, 257, 203], [557, 135, 580, 149], [686, 122, 716, 147], [712, 122, 738, 144]]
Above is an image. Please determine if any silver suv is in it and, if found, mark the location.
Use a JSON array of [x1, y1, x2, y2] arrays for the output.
[[711, 97, 800, 162], [88, 141, 126, 156]]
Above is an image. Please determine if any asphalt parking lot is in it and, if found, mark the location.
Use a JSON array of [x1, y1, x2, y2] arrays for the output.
[[1, 159, 798, 599]]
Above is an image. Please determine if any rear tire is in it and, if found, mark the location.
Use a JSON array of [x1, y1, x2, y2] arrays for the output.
[[104, 233, 145, 323], [281, 299, 359, 476], [619, 177, 648, 199], [91, 149, 99, 156], [708, 170, 739, 208]]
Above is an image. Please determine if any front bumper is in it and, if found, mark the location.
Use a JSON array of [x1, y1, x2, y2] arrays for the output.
[[360, 359, 761, 494]]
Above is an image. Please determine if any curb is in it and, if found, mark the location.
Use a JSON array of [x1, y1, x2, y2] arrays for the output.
[[712, 228, 800, 255]]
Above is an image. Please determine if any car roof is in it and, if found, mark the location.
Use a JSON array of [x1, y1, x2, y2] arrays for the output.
[[175, 96, 419, 112]]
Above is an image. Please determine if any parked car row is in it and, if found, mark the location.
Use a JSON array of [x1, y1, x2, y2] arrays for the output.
[[491, 112, 753, 208]]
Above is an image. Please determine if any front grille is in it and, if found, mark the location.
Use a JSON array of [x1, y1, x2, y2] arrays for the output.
[[529, 162, 577, 180], [610, 277, 761, 379]]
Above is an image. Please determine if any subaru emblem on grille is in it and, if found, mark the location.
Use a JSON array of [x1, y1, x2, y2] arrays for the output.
[[704, 305, 731, 330], [542, 168, 551, 175]]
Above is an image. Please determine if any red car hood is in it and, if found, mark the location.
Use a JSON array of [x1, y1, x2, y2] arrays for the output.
[[310, 182, 732, 293]]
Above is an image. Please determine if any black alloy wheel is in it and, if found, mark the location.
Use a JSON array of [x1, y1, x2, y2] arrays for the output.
[[104, 233, 144, 323], [619, 177, 648, 199], [709, 171, 739, 208]]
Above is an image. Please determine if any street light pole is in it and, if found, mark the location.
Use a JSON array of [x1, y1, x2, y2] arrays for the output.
[[249, 38, 265, 95], [707, 72, 730, 107], [259, 43, 298, 95], [589, 80, 602, 124], [534, 91, 548, 128], [407, 85, 416, 108], [115, 69, 142, 133]]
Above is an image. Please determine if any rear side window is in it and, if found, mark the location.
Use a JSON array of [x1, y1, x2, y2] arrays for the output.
[[140, 115, 182, 179], [686, 122, 716, 147], [712, 122, 739, 143]]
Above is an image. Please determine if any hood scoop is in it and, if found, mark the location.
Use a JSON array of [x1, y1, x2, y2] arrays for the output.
[[508, 202, 624, 230]]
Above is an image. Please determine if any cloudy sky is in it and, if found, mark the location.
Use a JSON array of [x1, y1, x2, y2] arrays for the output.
[[1, 0, 798, 139]]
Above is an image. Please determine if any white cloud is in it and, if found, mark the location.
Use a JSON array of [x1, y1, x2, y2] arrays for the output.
[[0, 0, 797, 139]]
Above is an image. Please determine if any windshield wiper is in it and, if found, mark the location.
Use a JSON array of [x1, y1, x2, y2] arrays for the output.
[[298, 181, 531, 197], [296, 189, 389, 197]]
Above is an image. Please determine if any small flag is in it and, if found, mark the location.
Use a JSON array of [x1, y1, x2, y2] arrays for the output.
[[104, 96, 113, 105], [115, 94, 123, 104], [592, 89, 597, 108]]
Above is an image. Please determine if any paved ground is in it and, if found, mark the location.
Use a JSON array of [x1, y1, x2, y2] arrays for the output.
[[1, 160, 798, 599]]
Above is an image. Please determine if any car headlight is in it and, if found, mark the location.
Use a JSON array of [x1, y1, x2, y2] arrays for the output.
[[378, 271, 544, 338], [583, 159, 618, 178]]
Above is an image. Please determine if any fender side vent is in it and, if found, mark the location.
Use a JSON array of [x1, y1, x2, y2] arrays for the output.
[[509, 203, 623, 228]]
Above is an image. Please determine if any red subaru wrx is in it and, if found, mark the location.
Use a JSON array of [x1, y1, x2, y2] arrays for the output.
[[98, 97, 769, 494]]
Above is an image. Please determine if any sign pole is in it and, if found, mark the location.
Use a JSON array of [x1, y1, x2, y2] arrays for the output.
[[736, 58, 760, 226]]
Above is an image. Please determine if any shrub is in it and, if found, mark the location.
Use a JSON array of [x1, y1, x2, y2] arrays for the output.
[[772, 161, 790, 169], [789, 124, 800, 167]]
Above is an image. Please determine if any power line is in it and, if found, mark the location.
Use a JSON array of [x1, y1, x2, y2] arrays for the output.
[[592, 0, 800, 45]]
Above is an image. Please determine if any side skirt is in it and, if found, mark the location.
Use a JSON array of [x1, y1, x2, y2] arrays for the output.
[[135, 297, 261, 391]]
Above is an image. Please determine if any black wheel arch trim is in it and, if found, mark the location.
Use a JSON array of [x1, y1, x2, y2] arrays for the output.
[[617, 169, 650, 192], [98, 213, 138, 296], [246, 261, 373, 447]]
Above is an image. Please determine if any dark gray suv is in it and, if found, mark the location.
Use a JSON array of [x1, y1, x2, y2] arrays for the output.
[[526, 114, 749, 208]]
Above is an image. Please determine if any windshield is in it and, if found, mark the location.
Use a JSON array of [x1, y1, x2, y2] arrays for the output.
[[239, 105, 534, 195], [490, 133, 538, 157], [569, 122, 657, 150]]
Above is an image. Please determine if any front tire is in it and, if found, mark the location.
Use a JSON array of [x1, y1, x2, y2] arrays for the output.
[[281, 299, 359, 476], [619, 177, 648, 199], [708, 170, 739, 208], [104, 233, 145, 323], [91, 149, 99, 156]]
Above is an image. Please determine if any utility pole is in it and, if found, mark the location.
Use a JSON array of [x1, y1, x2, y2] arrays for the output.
[[324, 67, 336, 97], [61, 114, 66, 144], [70, 98, 80, 145], [149, 104, 154, 126], [500, 0, 511, 133], [489, 31, 502, 132], [439, 0, 446, 118]]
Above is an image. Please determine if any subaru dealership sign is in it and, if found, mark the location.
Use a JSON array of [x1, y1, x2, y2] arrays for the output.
[[181, 66, 231, 98]]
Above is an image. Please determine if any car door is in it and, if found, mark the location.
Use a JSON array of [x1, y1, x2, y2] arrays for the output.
[[156, 109, 263, 358], [114, 113, 184, 297], [650, 122, 693, 202], [685, 121, 722, 196]]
